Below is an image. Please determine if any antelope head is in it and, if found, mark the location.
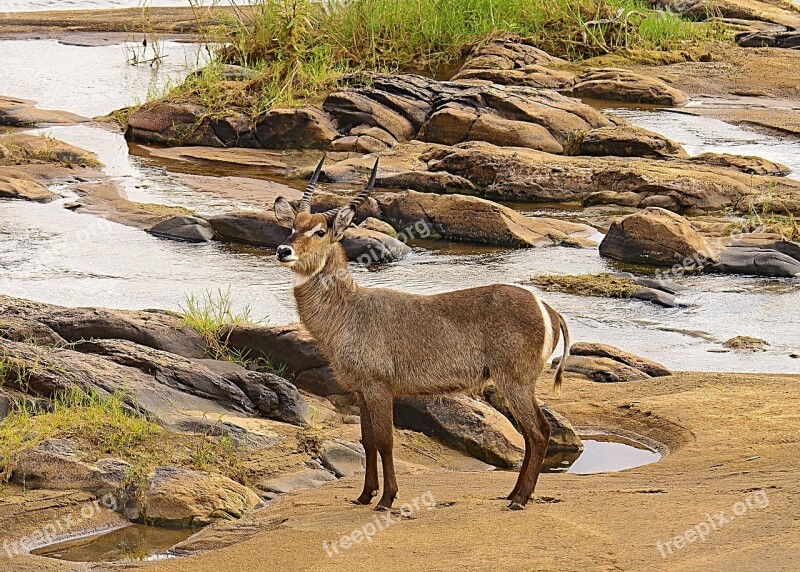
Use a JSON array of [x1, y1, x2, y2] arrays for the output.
[[273, 156, 379, 276]]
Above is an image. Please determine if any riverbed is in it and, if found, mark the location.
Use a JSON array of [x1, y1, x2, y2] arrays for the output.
[[1, 37, 798, 374]]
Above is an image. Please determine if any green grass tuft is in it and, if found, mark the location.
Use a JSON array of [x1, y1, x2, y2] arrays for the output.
[[180, 287, 254, 363]]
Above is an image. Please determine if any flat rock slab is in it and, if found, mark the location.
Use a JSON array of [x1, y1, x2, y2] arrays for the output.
[[320, 440, 366, 478], [378, 190, 598, 248], [0, 167, 56, 202], [0, 95, 88, 127], [148, 215, 215, 242], [568, 342, 672, 377], [570, 68, 688, 106], [256, 467, 337, 494]]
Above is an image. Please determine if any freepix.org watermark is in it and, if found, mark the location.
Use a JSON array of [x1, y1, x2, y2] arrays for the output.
[[322, 491, 436, 557], [655, 490, 770, 558], [2, 493, 119, 558]]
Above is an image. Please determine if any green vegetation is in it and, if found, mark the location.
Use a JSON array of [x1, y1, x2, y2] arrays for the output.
[[529, 273, 640, 298], [0, 388, 244, 483], [166, 0, 725, 114], [745, 193, 800, 241], [180, 287, 254, 363]]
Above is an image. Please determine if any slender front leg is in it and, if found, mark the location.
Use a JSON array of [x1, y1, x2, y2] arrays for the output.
[[355, 391, 380, 505], [362, 386, 397, 511]]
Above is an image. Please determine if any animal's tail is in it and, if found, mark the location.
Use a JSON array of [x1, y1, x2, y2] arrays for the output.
[[553, 312, 571, 396]]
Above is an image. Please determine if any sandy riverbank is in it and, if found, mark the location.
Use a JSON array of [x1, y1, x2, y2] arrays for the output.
[[4, 370, 798, 572]]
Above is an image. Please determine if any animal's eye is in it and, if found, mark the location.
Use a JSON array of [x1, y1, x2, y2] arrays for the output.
[[315, 230, 326, 237]]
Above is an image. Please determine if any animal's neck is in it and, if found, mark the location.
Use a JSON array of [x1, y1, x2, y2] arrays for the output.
[[292, 245, 358, 343]]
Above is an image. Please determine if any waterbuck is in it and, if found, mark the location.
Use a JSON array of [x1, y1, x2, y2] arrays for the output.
[[273, 156, 570, 510]]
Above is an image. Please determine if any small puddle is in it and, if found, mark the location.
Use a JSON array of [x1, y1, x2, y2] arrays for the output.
[[31, 524, 195, 563], [544, 434, 662, 474]]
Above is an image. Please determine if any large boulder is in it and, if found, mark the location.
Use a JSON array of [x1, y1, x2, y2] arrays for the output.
[[578, 125, 688, 158], [127, 466, 261, 527], [570, 68, 688, 106], [202, 361, 312, 426], [599, 208, 719, 267], [393, 395, 525, 468], [126, 102, 221, 147], [378, 190, 598, 247], [221, 322, 344, 397], [419, 105, 563, 153], [689, 153, 791, 176], [551, 355, 651, 383], [333, 141, 800, 214], [707, 245, 800, 277], [254, 107, 338, 149], [206, 211, 410, 263]]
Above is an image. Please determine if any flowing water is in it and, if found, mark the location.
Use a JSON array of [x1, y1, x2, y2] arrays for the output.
[[0, 39, 798, 374]]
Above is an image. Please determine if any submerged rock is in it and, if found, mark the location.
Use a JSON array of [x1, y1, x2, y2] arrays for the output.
[[599, 208, 718, 267], [569, 68, 688, 106], [378, 190, 598, 247]]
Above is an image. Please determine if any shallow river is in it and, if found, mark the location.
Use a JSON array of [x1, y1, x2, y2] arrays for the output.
[[0, 39, 798, 374]]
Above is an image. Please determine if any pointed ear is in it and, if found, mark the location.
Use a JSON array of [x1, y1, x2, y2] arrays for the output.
[[332, 206, 355, 242], [274, 196, 296, 228]]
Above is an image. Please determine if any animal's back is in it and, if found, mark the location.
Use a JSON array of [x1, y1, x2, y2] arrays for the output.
[[331, 284, 553, 395]]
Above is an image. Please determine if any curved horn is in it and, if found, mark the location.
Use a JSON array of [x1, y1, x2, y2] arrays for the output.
[[323, 158, 379, 224], [298, 154, 326, 213], [350, 158, 379, 211]]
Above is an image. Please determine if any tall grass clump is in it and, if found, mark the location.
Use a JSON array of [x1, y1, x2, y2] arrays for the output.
[[168, 0, 723, 113], [180, 287, 254, 362]]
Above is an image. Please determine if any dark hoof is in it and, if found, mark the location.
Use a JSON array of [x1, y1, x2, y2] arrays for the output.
[[353, 491, 377, 505], [373, 504, 392, 512], [508, 502, 526, 511]]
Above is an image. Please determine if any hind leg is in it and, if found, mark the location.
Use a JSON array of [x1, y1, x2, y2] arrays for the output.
[[501, 381, 551, 510]]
